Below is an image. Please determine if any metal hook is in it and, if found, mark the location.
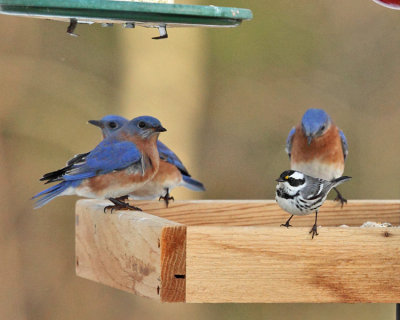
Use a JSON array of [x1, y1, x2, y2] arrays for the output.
[[123, 22, 135, 29], [66, 18, 79, 37], [152, 26, 168, 40]]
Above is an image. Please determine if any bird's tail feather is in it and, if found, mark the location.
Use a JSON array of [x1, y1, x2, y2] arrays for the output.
[[331, 176, 352, 188], [181, 175, 205, 192], [32, 181, 78, 209]]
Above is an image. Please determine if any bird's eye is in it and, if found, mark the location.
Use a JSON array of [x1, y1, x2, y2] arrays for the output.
[[138, 121, 146, 128], [109, 122, 117, 129], [320, 125, 326, 131]]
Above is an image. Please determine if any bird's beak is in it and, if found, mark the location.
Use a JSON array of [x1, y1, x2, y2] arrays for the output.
[[276, 178, 285, 182], [88, 120, 103, 128], [307, 136, 313, 145], [154, 125, 167, 133]]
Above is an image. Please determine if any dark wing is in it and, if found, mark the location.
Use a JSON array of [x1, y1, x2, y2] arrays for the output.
[[157, 141, 190, 176], [285, 127, 296, 159], [300, 176, 326, 200], [302, 175, 344, 200], [66, 152, 89, 166], [339, 129, 348, 161], [40, 152, 90, 184]]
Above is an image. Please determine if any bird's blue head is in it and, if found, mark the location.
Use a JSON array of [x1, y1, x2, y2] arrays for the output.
[[301, 108, 331, 144], [88, 115, 128, 138], [126, 115, 166, 139]]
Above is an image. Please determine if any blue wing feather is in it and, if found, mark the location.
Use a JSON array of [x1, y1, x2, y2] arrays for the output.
[[181, 175, 205, 191], [63, 139, 142, 181], [285, 127, 296, 159], [157, 141, 189, 176], [339, 129, 348, 161], [33, 139, 141, 208]]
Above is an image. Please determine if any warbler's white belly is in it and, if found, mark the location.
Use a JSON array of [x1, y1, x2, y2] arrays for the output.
[[291, 160, 344, 180], [275, 194, 312, 216]]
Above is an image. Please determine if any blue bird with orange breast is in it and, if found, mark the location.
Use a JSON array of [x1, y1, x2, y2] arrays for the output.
[[33, 116, 166, 211], [88, 115, 205, 207], [285, 108, 349, 205]]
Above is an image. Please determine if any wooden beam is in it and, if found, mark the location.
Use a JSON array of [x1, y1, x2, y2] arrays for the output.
[[125, 200, 400, 227], [75, 199, 186, 301], [186, 226, 400, 303]]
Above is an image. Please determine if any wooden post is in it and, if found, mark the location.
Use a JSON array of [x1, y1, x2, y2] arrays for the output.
[[75, 200, 186, 301], [76, 199, 400, 303]]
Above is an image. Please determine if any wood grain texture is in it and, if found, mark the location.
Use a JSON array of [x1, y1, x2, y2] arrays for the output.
[[75, 199, 182, 299], [186, 226, 400, 303], [160, 226, 186, 302], [127, 200, 400, 227], [76, 199, 400, 303]]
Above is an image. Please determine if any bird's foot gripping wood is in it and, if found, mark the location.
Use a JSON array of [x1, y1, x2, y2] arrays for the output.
[[333, 187, 347, 208], [309, 224, 319, 239], [104, 197, 142, 213], [159, 189, 174, 208], [280, 215, 294, 228], [115, 195, 129, 202]]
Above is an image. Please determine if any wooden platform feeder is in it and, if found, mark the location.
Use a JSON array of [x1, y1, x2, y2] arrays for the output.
[[75, 199, 400, 303]]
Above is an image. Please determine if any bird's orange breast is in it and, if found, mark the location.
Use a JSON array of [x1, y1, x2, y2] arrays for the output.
[[152, 160, 182, 185], [86, 135, 161, 194], [291, 124, 345, 165]]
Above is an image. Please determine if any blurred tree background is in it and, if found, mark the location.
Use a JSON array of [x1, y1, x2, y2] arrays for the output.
[[0, 0, 399, 319]]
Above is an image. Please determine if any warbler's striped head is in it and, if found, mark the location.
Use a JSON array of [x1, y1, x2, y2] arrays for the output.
[[276, 170, 306, 187]]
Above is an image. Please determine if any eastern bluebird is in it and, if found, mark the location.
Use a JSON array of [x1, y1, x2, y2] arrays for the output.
[[88, 115, 205, 207], [285, 108, 349, 205], [33, 116, 166, 211]]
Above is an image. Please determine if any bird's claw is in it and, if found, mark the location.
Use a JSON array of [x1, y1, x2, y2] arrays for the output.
[[159, 194, 174, 208], [104, 205, 114, 213], [333, 188, 347, 208], [104, 197, 142, 213], [115, 195, 129, 202], [309, 224, 319, 239], [280, 215, 294, 228], [104, 203, 142, 213], [334, 194, 347, 208], [280, 222, 292, 228]]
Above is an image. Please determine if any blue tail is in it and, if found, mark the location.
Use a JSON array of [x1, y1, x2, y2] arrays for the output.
[[32, 180, 80, 209], [181, 175, 205, 192]]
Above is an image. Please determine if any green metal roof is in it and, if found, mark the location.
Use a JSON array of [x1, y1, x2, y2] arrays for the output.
[[0, 0, 253, 28]]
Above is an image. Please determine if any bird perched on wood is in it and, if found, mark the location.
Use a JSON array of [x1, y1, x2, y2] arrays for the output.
[[87, 115, 205, 207], [275, 170, 351, 238], [33, 116, 166, 211], [285, 108, 349, 206]]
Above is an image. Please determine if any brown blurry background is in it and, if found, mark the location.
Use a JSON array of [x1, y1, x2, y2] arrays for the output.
[[1, 0, 399, 319]]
